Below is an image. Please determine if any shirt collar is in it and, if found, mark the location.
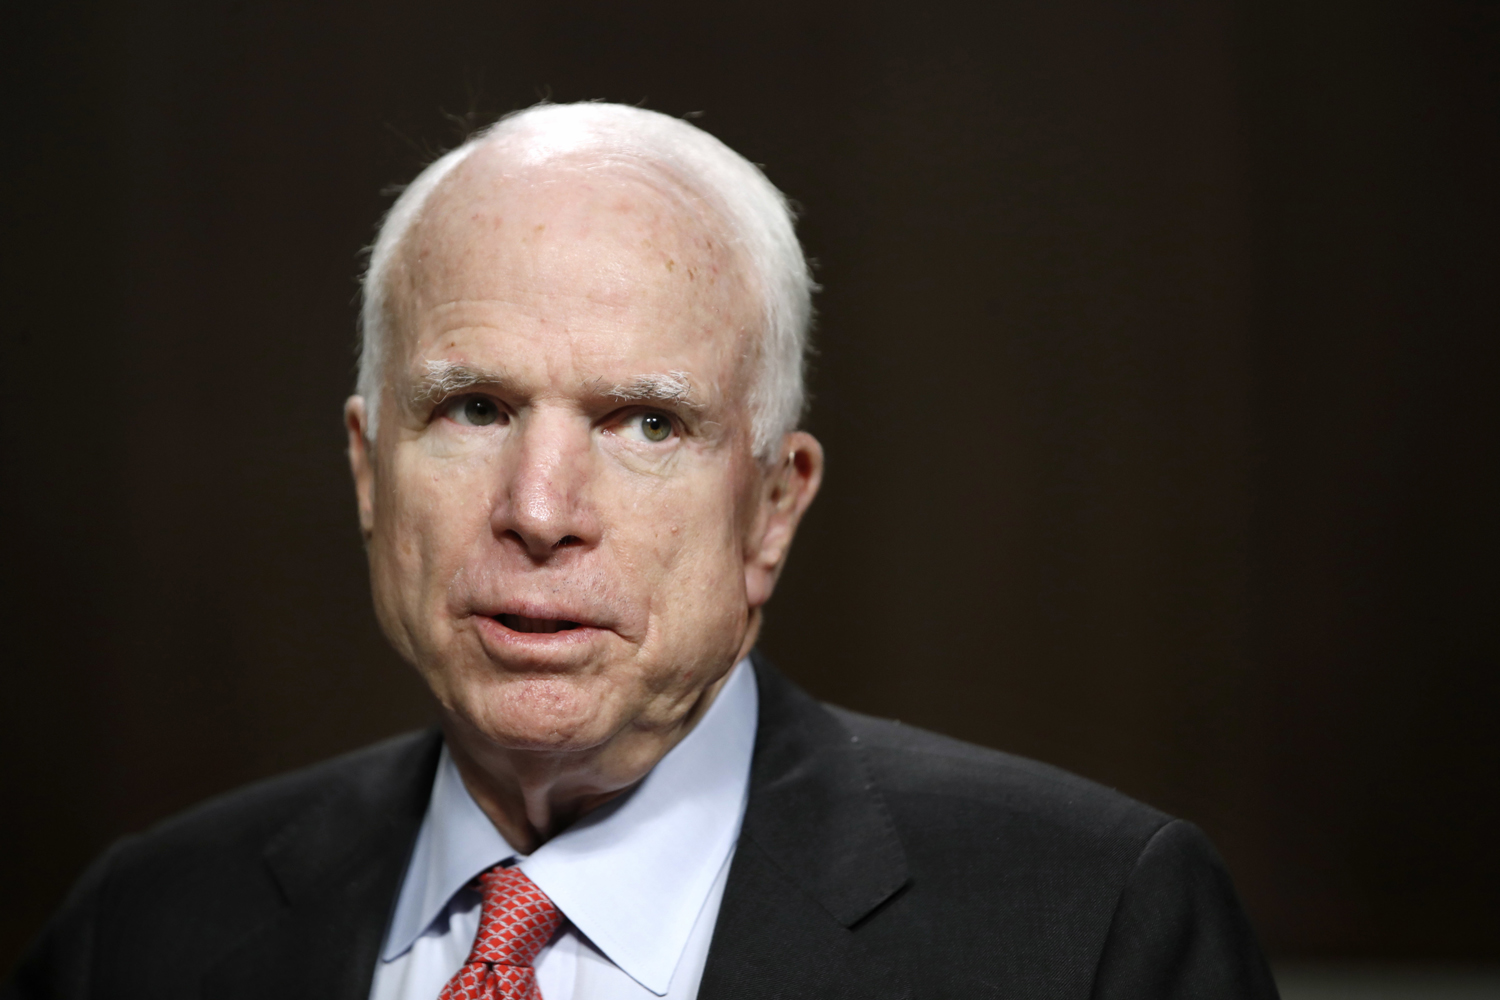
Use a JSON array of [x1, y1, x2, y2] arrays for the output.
[[382, 657, 758, 996]]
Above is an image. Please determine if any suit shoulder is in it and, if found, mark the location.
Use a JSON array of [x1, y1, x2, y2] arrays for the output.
[[827, 705, 1171, 844], [8, 731, 440, 998], [104, 728, 439, 886], [817, 706, 1273, 997], [144, 729, 436, 846]]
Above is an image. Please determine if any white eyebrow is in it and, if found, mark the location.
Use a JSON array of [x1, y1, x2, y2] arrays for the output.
[[601, 370, 701, 409], [409, 359, 510, 408], [409, 361, 704, 411]]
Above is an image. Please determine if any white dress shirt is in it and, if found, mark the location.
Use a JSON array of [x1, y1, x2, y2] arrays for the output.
[[370, 659, 758, 1000]]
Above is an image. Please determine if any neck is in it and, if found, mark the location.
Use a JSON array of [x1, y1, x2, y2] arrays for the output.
[[441, 658, 743, 854]]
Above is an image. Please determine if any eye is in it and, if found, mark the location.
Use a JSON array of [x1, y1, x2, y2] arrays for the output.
[[445, 395, 505, 427], [618, 410, 676, 443]]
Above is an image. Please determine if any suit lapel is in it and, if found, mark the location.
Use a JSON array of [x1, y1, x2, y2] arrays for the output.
[[195, 663, 907, 999], [201, 730, 442, 1000], [698, 655, 912, 1000]]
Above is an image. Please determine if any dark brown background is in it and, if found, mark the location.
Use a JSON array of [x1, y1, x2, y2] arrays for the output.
[[3, 0, 1496, 972]]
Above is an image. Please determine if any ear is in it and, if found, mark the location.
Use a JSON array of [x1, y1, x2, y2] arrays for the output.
[[345, 395, 377, 540], [744, 431, 825, 609]]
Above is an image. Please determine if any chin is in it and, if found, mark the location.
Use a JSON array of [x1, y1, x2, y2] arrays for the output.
[[456, 673, 619, 753]]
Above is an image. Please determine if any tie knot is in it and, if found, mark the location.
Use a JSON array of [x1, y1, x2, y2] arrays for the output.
[[467, 865, 563, 969]]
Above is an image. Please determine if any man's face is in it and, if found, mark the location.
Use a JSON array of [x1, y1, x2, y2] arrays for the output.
[[347, 148, 812, 758]]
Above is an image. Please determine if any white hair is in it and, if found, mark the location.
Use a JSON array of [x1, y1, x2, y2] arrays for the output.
[[357, 102, 814, 461]]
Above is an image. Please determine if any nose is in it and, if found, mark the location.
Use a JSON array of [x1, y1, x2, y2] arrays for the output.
[[491, 409, 600, 560]]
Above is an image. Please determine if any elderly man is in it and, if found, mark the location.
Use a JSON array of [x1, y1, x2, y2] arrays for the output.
[[5, 104, 1276, 1000]]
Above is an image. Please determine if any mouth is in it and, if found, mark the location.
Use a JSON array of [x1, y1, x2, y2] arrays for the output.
[[471, 602, 610, 659], [495, 613, 582, 634]]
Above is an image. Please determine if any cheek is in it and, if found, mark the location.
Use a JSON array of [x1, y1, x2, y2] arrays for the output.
[[631, 483, 748, 618], [374, 451, 495, 606]]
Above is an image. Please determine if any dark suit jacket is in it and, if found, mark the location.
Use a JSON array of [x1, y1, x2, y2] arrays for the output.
[[5, 655, 1278, 999]]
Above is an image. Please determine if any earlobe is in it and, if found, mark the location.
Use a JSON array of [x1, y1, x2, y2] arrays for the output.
[[345, 395, 377, 539]]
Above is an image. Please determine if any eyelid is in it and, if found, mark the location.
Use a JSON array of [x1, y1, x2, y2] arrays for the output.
[[606, 403, 673, 422]]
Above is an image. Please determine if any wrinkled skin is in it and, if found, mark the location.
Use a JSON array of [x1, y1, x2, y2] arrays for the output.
[[345, 145, 822, 850]]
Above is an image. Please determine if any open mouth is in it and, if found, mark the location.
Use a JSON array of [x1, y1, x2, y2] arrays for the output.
[[496, 614, 582, 634]]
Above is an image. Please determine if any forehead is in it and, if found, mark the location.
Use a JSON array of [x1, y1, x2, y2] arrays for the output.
[[390, 146, 759, 378]]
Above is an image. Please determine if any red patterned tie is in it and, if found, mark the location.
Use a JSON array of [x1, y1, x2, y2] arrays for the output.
[[438, 865, 563, 1000]]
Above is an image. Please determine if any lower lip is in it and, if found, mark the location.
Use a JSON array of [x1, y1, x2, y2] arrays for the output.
[[473, 615, 608, 660]]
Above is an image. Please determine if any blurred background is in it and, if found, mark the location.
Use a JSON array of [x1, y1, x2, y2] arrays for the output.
[[3, 0, 1497, 988]]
